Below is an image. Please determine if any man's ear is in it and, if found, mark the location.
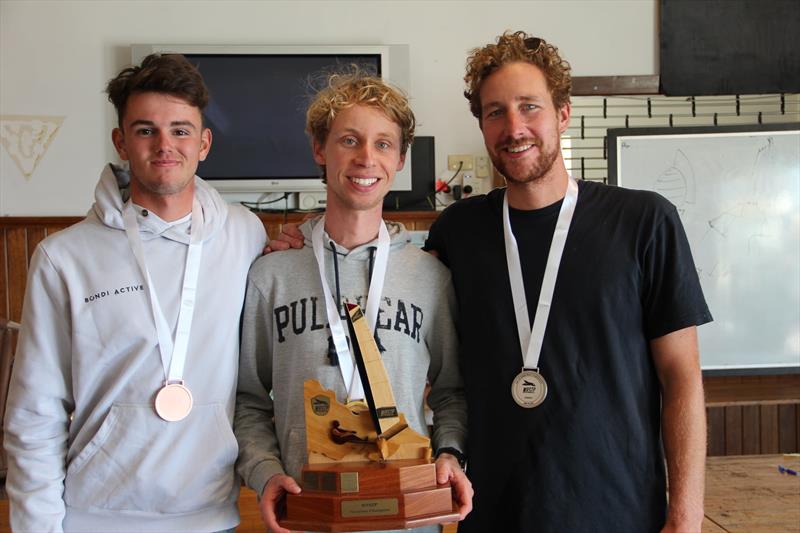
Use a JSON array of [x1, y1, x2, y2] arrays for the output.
[[111, 128, 128, 161], [396, 152, 406, 172], [312, 139, 326, 166], [557, 102, 571, 134], [198, 128, 213, 162]]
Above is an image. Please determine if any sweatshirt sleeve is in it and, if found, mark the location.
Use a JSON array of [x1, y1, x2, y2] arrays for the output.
[[234, 272, 286, 496], [424, 270, 468, 455], [4, 245, 73, 532]]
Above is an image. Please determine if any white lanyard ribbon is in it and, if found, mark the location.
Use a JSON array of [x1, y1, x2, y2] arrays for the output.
[[311, 216, 390, 401], [123, 201, 204, 383], [503, 177, 579, 370]]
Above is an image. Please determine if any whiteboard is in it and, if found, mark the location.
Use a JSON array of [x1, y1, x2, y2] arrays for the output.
[[608, 124, 800, 373]]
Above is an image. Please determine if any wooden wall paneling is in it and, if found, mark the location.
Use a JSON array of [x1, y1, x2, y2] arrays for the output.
[[759, 404, 780, 454], [704, 374, 800, 403], [413, 219, 434, 231], [708, 402, 800, 456], [258, 212, 304, 243], [707, 406, 726, 456], [741, 404, 761, 455], [45, 224, 71, 237], [26, 228, 46, 264], [263, 222, 281, 241], [778, 404, 797, 453], [5, 229, 27, 323], [254, 211, 439, 242], [724, 405, 743, 455], [1, 230, 7, 320]]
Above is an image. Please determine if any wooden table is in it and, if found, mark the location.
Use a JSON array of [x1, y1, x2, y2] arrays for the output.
[[703, 454, 800, 532]]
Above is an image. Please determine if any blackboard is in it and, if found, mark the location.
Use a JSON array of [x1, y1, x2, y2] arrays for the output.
[[608, 124, 800, 373], [660, 0, 800, 95]]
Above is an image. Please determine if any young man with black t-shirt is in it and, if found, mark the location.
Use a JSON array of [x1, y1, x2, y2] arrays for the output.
[[424, 31, 712, 533]]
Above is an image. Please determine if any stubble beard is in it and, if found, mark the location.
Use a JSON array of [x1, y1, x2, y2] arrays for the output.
[[493, 137, 559, 185]]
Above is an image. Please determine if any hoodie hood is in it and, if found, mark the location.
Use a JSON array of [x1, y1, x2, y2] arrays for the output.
[[91, 164, 229, 243], [298, 216, 411, 260]]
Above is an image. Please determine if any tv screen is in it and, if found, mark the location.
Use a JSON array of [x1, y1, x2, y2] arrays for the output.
[[130, 44, 412, 195], [186, 53, 381, 181]]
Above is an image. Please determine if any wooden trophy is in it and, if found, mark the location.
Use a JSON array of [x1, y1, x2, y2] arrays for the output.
[[279, 303, 460, 532]]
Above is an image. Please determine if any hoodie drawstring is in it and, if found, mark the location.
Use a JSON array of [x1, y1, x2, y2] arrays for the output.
[[368, 247, 375, 282], [329, 241, 376, 313], [330, 240, 343, 316]]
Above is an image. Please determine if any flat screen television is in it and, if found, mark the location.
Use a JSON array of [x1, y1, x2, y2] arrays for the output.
[[130, 44, 412, 195]]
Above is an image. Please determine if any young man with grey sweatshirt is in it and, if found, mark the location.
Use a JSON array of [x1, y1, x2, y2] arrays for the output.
[[234, 72, 472, 533]]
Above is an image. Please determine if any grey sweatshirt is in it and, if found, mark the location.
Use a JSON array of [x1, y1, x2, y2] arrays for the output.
[[235, 217, 467, 496]]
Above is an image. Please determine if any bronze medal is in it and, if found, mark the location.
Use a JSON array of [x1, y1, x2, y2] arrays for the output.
[[155, 382, 193, 421]]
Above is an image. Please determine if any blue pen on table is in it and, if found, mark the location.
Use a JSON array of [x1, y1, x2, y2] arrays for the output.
[[778, 465, 798, 476]]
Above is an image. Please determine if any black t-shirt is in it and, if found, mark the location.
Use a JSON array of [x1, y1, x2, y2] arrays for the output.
[[426, 180, 712, 533]]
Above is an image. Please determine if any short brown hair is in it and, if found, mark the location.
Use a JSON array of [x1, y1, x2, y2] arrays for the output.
[[464, 31, 572, 121], [306, 69, 415, 157], [106, 53, 209, 127]]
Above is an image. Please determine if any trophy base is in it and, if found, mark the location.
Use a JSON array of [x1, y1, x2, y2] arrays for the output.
[[280, 459, 460, 532]]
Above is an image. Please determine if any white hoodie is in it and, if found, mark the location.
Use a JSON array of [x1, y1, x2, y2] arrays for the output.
[[4, 165, 266, 532]]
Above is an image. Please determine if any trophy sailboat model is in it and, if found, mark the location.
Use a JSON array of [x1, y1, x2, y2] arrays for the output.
[[280, 303, 459, 532]]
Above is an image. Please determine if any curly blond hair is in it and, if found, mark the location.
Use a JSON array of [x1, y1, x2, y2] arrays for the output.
[[464, 31, 572, 121], [306, 69, 415, 158]]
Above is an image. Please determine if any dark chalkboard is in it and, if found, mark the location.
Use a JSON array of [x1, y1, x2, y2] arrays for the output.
[[660, 0, 800, 95]]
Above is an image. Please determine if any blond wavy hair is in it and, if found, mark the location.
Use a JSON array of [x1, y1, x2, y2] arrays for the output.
[[464, 31, 572, 121], [306, 69, 415, 161]]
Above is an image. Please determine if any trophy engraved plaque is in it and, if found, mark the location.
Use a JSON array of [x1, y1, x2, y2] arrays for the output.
[[279, 303, 459, 532]]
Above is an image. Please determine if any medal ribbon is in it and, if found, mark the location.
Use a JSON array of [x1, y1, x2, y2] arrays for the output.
[[123, 200, 204, 384], [503, 176, 579, 370], [312, 216, 390, 401]]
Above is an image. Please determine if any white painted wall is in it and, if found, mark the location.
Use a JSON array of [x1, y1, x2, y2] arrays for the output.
[[0, 0, 657, 215]]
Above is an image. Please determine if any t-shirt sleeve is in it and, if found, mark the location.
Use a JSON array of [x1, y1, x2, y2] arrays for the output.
[[423, 211, 450, 267], [642, 201, 713, 340]]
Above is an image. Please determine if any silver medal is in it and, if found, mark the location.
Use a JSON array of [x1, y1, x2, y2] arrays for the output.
[[503, 179, 578, 412], [511, 369, 548, 408]]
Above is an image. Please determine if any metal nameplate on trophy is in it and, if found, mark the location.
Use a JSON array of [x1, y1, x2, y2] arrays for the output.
[[279, 303, 459, 532]]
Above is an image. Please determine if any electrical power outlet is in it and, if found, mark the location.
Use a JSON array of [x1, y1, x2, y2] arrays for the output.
[[463, 173, 489, 197], [447, 154, 474, 171], [475, 155, 491, 178]]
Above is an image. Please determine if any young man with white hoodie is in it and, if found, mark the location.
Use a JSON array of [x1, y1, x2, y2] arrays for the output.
[[234, 72, 473, 533], [3, 54, 266, 532]]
